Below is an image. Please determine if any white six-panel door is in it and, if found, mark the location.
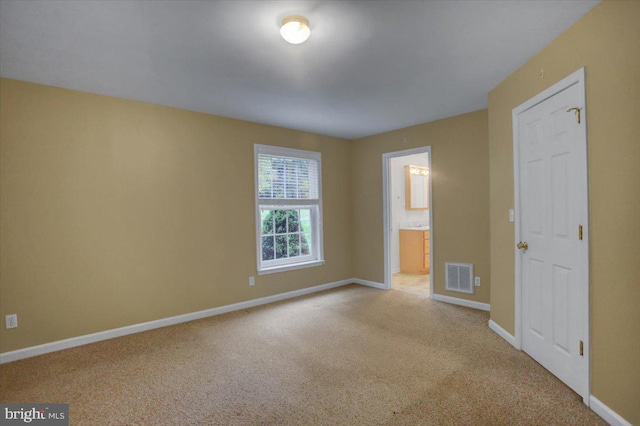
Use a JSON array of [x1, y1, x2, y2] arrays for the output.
[[515, 70, 589, 402]]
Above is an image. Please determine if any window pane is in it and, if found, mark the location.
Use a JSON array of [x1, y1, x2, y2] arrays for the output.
[[298, 161, 310, 199], [258, 157, 273, 198], [288, 234, 300, 257], [274, 210, 287, 234], [287, 210, 299, 233], [273, 182, 285, 199], [275, 158, 289, 198], [275, 235, 288, 259], [301, 233, 312, 255], [262, 236, 274, 261], [260, 208, 312, 262], [261, 210, 274, 235], [300, 209, 311, 232], [286, 161, 297, 198]]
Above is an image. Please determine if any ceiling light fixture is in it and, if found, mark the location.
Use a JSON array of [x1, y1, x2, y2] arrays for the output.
[[280, 16, 310, 45]]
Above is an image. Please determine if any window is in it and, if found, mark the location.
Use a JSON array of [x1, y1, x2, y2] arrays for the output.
[[254, 144, 324, 274]]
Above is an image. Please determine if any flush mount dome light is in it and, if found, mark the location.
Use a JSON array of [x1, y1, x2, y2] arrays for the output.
[[280, 16, 310, 44]]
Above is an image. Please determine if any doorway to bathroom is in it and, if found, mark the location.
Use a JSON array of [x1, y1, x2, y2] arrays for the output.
[[382, 147, 432, 298]]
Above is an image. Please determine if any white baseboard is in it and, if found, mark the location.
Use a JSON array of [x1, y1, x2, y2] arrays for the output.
[[352, 278, 387, 290], [0, 279, 354, 364], [488, 319, 517, 348], [590, 395, 632, 426], [485, 324, 632, 426], [432, 293, 490, 311]]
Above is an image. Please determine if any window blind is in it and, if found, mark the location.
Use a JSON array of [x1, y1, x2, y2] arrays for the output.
[[258, 154, 319, 200]]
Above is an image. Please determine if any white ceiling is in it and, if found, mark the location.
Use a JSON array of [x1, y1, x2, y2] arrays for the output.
[[0, 0, 599, 139]]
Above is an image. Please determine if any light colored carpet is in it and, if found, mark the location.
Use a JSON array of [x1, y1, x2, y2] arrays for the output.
[[392, 272, 429, 297], [0, 284, 604, 425]]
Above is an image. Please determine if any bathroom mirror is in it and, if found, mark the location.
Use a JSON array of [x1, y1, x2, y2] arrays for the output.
[[405, 165, 429, 210]]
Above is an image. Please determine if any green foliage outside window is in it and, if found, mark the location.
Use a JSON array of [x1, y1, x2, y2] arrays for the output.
[[261, 209, 311, 261]]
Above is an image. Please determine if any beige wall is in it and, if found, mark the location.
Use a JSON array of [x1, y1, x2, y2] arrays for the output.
[[488, 1, 640, 423], [0, 78, 353, 352], [0, 81, 490, 354], [351, 110, 490, 304]]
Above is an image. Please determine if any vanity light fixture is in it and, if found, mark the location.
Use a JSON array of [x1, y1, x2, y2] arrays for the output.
[[280, 16, 311, 44], [409, 166, 429, 176]]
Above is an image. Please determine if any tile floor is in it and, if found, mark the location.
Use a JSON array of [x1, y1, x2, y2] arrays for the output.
[[392, 272, 430, 297]]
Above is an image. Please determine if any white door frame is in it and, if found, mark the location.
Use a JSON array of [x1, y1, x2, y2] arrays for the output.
[[512, 67, 590, 403], [382, 146, 433, 297]]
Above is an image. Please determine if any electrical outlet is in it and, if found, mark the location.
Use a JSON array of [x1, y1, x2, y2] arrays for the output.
[[474, 277, 481, 287], [5, 314, 18, 329], [249, 276, 255, 286]]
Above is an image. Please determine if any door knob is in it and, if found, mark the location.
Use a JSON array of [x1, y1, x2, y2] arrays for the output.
[[517, 241, 529, 251]]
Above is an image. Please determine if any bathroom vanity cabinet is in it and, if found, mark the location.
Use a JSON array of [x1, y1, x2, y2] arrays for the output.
[[399, 229, 430, 274]]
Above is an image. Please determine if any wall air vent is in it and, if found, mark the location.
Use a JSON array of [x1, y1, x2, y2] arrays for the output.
[[445, 263, 474, 294]]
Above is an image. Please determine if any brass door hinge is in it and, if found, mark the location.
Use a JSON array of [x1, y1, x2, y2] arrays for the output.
[[578, 225, 583, 241], [579, 340, 584, 356]]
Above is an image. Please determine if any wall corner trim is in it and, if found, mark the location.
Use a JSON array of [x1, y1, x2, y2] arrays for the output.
[[0, 278, 355, 364], [352, 278, 387, 290], [589, 396, 633, 426], [488, 319, 517, 348], [432, 293, 490, 311]]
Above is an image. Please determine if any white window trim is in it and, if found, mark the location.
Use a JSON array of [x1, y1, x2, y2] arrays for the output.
[[254, 144, 325, 275]]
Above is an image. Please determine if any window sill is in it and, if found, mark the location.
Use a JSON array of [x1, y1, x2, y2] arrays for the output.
[[257, 260, 325, 276]]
